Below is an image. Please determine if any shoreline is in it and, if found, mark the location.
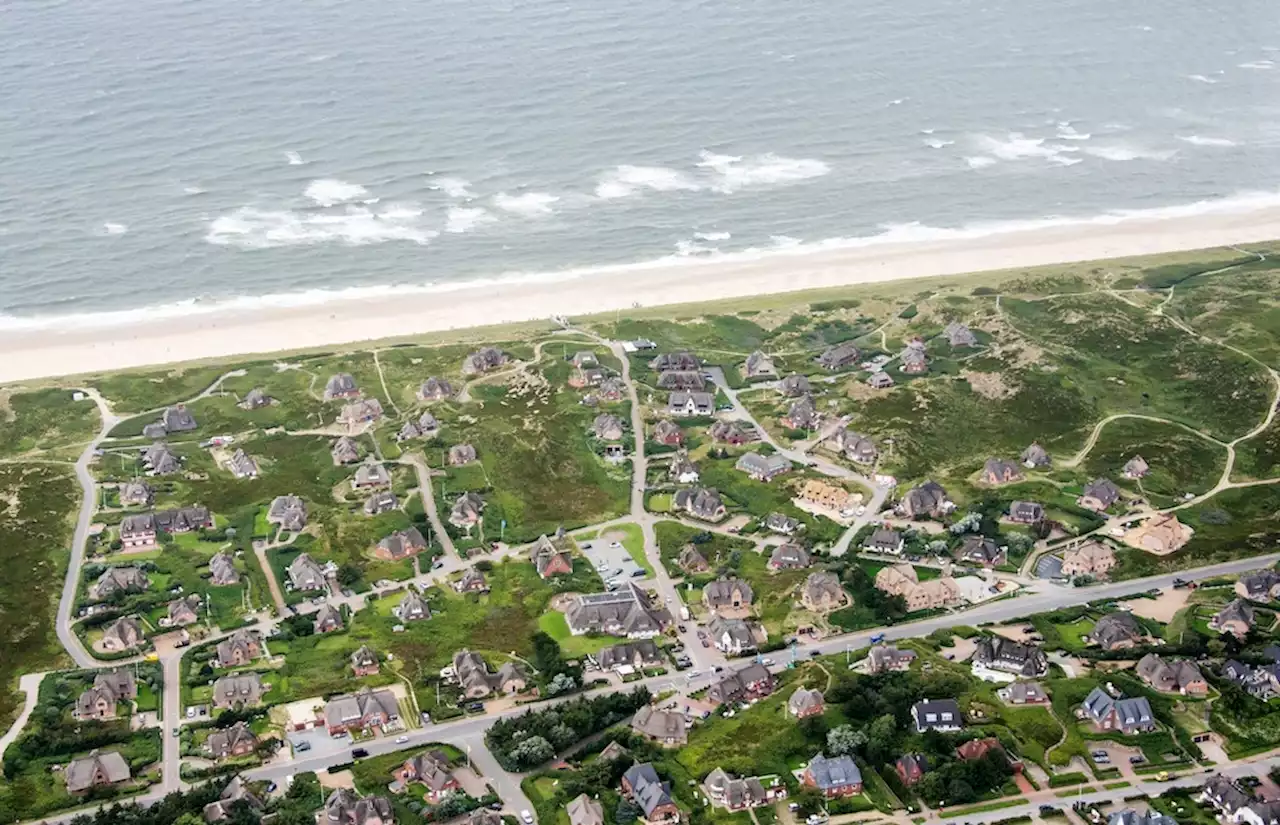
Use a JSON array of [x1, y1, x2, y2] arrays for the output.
[[3, 205, 1280, 383]]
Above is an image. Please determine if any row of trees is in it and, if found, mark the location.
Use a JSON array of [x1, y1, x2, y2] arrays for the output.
[[486, 688, 651, 771]]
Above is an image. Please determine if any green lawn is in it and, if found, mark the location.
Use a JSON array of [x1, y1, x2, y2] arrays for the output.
[[537, 612, 621, 657]]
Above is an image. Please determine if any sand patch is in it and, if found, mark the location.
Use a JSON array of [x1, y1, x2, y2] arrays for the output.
[[992, 624, 1037, 644], [939, 636, 978, 662], [961, 369, 1016, 400], [319, 769, 356, 790], [1120, 587, 1190, 623]]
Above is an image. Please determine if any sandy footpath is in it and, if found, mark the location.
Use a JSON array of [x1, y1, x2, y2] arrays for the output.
[[3, 205, 1280, 383]]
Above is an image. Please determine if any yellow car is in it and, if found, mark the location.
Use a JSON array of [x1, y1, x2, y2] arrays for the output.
[[1155, 771, 1170, 782]]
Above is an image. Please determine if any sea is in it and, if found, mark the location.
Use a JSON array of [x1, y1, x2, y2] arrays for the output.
[[1, 0, 1278, 328]]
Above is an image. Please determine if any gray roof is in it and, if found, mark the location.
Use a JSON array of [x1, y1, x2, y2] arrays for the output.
[[708, 662, 773, 703], [1090, 613, 1142, 648], [240, 388, 270, 409], [912, 698, 962, 730], [803, 571, 846, 607], [706, 616, 757, 651], [332, 437, 361, 464], [1082, 478, 1122, 507], [364, 490, 399, 515], [735, 451, 793, 478], [1021, 443, 1051, 467], [817, 342, 860, 369], [667, 391, 714, 413], [959, 535, 1003, 565], [213, 673, 266, 707], [419, 377, 454, 400], [119, 480, 154, 506], [324, 789, 394, 825], [287, 553, 327, 590], [788, 688, 825, 715], [143, 442, 181, 474], [566, 584, 669, 636], [624, 762, 676, 815], [1082, 687, 1153, 730], [163, 405, 198, 432], [567, 795, 605, 825], [652, 352, 698, 371], [377, 527, 427, 559], [324, 373, 359, 399], [1136, 654, 1204, 692], [631, 706, 687, 744], [92, 565, 150, 598], [944, 322, 978, 347], [1214, 599, 1255, 631], [101, 617, 144, 648], [1109, 811, 1176, 825], [66, 750, 131, 792], [313, 604, 343, 631], [973, 637, 1048, 677], [769, 543, 810, 569], [449, 443, 478, 464], [673, 487, 724, 520], [323, 689, 399, 730], [806, 753, 862, 791], [866, 528, 903, 551], [901, 481, 949, 517], [598, 639, 662, 670], [1010, 500, 1044, 522], [780, 374, 811, 396], [353, 462, 391, 487], [703, 577, 754, 609], [982, 457, 1023, 482], [267, 495, 308, 531], [657, 370, 707, 390], [206, 722, 258, 759], [397, 590, 430, 620], [785, 395, 819, 428]]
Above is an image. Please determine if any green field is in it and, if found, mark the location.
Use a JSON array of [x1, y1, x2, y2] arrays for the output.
[[0, 388, 100, 457], [0, 465, 79, 734], [1079, 418, 1227, 500]]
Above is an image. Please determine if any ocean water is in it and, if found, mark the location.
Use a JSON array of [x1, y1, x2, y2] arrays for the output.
[[1, 0, 1278, 325]]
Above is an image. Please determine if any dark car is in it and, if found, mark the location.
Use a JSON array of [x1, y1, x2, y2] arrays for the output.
[[352, 748, 369, 758]]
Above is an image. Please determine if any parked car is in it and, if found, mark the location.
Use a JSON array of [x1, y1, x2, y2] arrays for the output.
[[521, 811, 534, 825], [296, 740, 312, 752], [395, 735, 410, 744], [352, 748, 369, 758]]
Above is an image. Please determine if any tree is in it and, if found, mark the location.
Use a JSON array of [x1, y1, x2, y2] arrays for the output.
[[336, 564, 361, 587], [547, 672, 577, 696], [864, 713, 898, 765], [946, 778, 976, 805], [615, 800, 640, 825], [826, 724, 866, 756], [507, 735, 554, 769]]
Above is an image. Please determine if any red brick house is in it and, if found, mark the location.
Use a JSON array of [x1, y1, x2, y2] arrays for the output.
[[532, 535, 574, 579], [955, 738, 1020, 772], [895, 754, 928, 786]]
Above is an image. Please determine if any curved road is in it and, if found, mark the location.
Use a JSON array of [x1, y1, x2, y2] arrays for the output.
[[57, 388, 121, 668]]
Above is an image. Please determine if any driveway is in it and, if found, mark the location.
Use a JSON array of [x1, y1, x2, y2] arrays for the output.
[[287, 728, 353, 762], [579, 537, 645, 584]]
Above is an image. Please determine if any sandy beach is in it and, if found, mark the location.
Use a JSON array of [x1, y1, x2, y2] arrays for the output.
[[3, 206, 1280, 384]]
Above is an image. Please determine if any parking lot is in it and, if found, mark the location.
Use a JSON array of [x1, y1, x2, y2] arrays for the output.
[[579, 536, 646, 585]]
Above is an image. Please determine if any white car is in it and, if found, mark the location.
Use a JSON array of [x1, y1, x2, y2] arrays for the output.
[[395, 735, 409, 744], [521, 811, 535, 825]]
